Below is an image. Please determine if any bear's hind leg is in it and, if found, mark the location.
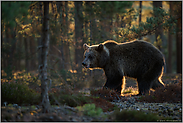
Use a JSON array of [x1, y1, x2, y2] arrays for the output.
[[151, 74, 164, 90], [152, 65, 165, 90], [115, 83, 122, 94], [137, 78, 152, 95], [137, 62, 164, 95]]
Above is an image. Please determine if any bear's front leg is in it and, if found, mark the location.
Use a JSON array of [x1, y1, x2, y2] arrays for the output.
[[104, 75, 123, 94]]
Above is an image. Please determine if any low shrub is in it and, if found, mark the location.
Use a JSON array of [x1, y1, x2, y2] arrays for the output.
[[76, 103, 103, 117], [49, 88, 116, 112], [49, 92, 92, 107], [1, 82, 40, 105], [90, 97, 116, 112], [90, 88, 121, 101], [111, 110, 172, 121], [139, 80, 182, 103]]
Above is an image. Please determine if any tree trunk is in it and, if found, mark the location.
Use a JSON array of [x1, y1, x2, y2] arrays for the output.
[[58, 2, 65, 70], [85, 2, 98, 43], [11, 30, 17, 72], [63, 1, 71, 70], [5, 27, 16, 78], [1, 22, 5, 70], [24, 36, 30, 72], [139, 1, 142, 40], [153, 1, 164, 51], [176, 3, 182, 74], [38, 2, 43, 70], [16, 33, 23, 71], [29, 36, 37, 71], [4, 28, 9, 72], [40, 1, 50, 113], [74, 1, 84, 72], [167, 2, 173, 73]]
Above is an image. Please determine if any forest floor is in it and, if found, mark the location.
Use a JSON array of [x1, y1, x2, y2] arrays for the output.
[[1, 73, 182, 122]]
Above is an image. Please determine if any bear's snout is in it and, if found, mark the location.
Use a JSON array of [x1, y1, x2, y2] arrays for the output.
[[82, 62, 86, 66], [82, 61, 91, 68]]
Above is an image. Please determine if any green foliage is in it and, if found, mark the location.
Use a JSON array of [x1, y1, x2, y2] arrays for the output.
[[2, 67, 14, 80], [96, 1, 133, 15], [83, 1, 134, 42], [154, 35, 162, 48], [118, 7, 177, 42], [83, 1, 133, 19], [1, 71, 41, 105], [77, 103, 103, 117], [112, 110, 172, 121], [1, 82, 40, 105], [50, 92, 92, 107], [2, 1, 31, 28]]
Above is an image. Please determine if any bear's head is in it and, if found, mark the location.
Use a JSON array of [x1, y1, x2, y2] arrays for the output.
[[82, 43, 110, 69]]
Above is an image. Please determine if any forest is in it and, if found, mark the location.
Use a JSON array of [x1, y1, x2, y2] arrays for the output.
[[1, 1, 182, 122]]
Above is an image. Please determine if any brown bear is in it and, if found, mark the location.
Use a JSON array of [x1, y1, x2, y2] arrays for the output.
[[82, 40, 165, 95]]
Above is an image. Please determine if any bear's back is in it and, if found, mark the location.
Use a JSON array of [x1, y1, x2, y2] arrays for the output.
[[103, 40, 118, 49]]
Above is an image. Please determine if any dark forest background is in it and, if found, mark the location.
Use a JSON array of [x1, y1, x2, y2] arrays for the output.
[[1, 1, 182, 90]]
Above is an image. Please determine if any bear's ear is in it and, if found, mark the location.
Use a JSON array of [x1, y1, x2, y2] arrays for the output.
[[97, 44, 104, 51], [83, 43, 89, 50]]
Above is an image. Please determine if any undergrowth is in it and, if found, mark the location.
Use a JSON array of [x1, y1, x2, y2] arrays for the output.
[[90, 88, 122, 101], [49, 89, 116, 112], [76, 103, 103, 117], [49, 92, 92, 107], [111, 110, 172, 121], [1, 82, 40, 105], [139, 80, 182, 103]]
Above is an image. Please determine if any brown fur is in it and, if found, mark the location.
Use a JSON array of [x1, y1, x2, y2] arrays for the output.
[[82, 40, 165, 95]]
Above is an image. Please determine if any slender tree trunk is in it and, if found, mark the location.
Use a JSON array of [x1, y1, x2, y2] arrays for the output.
[[1, 22, 5, 70], [153, 1, 164, 51], [11, 30, 17, 72], [63, 1, 71, 70], [18, 34, 23, 71], [167, 2, 173, 73], [29, 7, 37, 71], [58, 2, 65, 70], [176, 3, 182, 74], [24, 36, 30, 72], [91, 10, 98, 42], [86, 2, 98, 43], [40, 1, 50, 113], [74, 1, 83, 72], [15, 33, 22, 71], [5, 27, 15, 78], [4, 28, 9, 71], [139, 1, 142, 40], [29, 36, 37, 71], [38, 2, 43, 70], [100, 19, 108, 41]]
